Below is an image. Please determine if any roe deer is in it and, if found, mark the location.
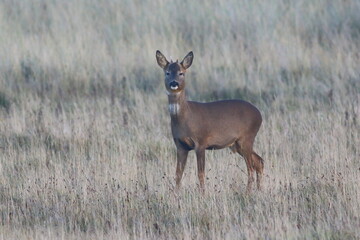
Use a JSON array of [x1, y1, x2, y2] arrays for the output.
[[156, 50, 264, 193]]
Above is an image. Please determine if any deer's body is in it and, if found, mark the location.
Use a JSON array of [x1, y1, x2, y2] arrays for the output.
[[157, 51, 264, 192], [169, 98, 262, 150]]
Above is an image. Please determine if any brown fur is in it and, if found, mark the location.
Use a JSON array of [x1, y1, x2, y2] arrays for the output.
[[156, 50, 264, 193]]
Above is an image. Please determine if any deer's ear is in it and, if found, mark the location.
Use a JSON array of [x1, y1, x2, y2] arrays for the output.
[[180, 51, 193, 69], [156, 50, 169, 69]]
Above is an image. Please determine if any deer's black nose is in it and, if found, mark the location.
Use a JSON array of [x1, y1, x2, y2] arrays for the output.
[[169, 81, 179, 90]]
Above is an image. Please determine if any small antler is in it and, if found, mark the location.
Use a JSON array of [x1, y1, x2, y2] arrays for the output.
[[169, 57, 178, 64]]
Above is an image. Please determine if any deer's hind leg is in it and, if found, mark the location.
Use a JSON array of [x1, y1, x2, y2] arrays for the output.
[[232, 140, 255, 193], [232, 139, 264, 192], [252, 151, 264, 190]]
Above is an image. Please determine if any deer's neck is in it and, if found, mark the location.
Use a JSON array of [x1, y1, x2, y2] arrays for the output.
[[167, 91, 187, 118]]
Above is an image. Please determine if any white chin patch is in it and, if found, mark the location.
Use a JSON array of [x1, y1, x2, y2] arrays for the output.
[[170, 85, 178, 90]]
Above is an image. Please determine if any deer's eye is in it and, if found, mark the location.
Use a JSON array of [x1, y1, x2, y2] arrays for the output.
[[179, 72, 184, 76]]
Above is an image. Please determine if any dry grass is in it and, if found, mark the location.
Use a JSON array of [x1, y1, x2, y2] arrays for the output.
[[0, 0, 360, 239]]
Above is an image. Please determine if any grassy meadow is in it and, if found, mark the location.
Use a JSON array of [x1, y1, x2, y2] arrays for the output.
[[0, 0, 360, 239]]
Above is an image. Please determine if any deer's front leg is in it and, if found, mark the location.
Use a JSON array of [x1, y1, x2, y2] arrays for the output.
[[175, 147, 189, 189], [196, 148, 206, 192]]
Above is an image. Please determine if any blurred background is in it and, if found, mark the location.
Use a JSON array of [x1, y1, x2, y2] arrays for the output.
[[0, 0, 359, 239]]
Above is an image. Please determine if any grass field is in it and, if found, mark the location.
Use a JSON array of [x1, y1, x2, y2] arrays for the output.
[[0, 0, 360, 239]]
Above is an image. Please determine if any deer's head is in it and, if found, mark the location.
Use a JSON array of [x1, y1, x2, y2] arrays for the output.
[[156, 50, 193, 94]]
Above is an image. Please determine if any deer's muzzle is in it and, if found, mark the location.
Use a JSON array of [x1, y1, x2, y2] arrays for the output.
[[169, 81, 179, 90]]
